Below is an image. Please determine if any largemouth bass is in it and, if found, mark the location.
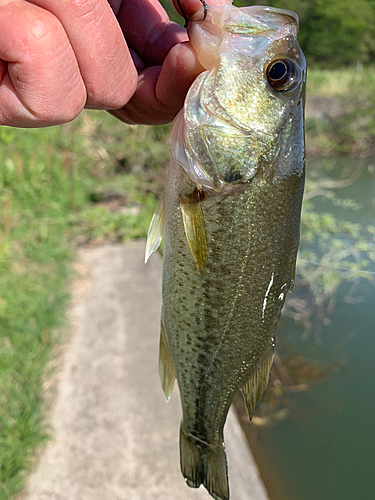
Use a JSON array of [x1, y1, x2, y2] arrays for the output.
[[146, 2, 306, 499]]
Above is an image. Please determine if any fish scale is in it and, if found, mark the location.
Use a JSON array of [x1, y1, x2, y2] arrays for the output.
[[145, 3, 306, 500]]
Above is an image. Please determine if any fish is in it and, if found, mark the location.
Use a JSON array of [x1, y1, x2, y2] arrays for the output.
[[145, 2, 306, 500]]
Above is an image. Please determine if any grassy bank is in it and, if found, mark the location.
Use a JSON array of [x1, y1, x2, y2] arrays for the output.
[[307, 66, 375, 95], [0, 113, 169, 498], [0, 67, 374, 498], [306, 67, 375, 156]]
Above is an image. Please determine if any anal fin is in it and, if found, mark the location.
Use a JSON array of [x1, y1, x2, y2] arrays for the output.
[[180, 192, 207, 275], [159, 320, 175, 402], [241, 350, 274, 420]]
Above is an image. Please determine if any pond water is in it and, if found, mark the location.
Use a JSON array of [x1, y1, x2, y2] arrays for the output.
[[252, 157, 375, 500]]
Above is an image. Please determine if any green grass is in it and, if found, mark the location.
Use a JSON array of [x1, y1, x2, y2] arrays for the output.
[[305, 67, 375, 155], [306, 66, 375, 96], [0, 112, 170, 498], [0, 124, 74, 498]]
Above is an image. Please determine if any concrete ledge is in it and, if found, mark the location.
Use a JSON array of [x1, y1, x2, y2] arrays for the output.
[[24, 242, 269, 500]]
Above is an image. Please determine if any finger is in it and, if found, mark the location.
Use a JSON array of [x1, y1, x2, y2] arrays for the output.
[[0, 0, 86, 126], [172, 0, 202, 18], [110, 41, 204, 125], [26, 0, 137, 109], [117, 0, 187, 65]]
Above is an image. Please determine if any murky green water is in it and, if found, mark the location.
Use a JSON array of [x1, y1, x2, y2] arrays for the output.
[[255, 158, 375, 500]]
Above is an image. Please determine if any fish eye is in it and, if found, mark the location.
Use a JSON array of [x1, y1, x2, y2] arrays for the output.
[[266, 59, 300, 92]]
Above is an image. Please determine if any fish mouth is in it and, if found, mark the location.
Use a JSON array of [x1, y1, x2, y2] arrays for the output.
[[235, 5, 299, 33]]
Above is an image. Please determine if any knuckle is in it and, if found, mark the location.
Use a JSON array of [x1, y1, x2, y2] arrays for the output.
[[21, 11, 60, 50]]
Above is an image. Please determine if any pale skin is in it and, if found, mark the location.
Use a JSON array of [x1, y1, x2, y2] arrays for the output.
[[0, 0, 228, 128]]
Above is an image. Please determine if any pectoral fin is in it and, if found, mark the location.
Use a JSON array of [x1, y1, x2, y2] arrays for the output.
[[241, 350, 274, 420], [145, 195, 165, 263], [180, 193, 207, 275], [159, 320, 175, 402]]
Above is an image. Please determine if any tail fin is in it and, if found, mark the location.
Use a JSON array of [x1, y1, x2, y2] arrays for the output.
[[180, 425, 229, 500], [180, 425, 203, 488], [203, 444, 229, 500]]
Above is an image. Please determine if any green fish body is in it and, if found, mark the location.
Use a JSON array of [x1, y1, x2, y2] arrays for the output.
[[146, 3, 306, 500]]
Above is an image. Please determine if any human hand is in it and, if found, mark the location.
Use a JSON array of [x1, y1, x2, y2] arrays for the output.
[[0, 0, 139, 127], [0, 0, 207, 128], [112, 0, 232, 125], [109, 0, 206, 125]]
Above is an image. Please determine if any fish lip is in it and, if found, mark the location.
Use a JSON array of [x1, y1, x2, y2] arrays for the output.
[[251, 5, 300, 30]]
